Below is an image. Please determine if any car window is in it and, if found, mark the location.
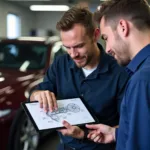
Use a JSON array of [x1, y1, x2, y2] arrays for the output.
[[0, 43, 48, 70]]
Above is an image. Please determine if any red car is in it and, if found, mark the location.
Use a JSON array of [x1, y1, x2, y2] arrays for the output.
[[0, 36, 65, 150]]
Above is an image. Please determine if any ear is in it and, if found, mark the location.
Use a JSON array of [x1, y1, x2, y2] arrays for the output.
[[93, 28, 100, 41], [117, 19, 129, 37]]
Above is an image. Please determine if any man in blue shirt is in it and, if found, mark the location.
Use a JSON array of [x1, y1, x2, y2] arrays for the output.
[[86, 0, 150, 150], [30, 7, 129, 150]]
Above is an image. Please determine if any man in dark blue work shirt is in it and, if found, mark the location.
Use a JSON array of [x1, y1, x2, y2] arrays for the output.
[[86, 0, 150, 150], [30, 7, 129, 150]]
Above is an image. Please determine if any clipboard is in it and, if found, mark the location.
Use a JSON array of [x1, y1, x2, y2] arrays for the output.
[[21, 97, 99, 132]]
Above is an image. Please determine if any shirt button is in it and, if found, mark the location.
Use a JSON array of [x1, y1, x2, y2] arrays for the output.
[[81, 94, 84, 97]]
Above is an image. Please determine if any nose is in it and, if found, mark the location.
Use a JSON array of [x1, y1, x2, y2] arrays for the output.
[[69, 48, 78, 58], [105, 44, 111, 55]]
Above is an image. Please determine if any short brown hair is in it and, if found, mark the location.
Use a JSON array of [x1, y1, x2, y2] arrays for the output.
[[94, 0, 150, 31], [56, 6, 96, 37]]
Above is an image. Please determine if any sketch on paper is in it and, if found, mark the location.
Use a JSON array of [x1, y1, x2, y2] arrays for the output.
[[25, 98, 95, 130], [46, 103, 80, 122]]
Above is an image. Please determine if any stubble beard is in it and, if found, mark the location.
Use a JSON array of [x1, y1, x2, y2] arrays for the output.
[[75, 54, 93, 68], [114, 33, 130, 66]]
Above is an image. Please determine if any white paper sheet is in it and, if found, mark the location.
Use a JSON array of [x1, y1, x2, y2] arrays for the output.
[[25, 98, 95, 130]]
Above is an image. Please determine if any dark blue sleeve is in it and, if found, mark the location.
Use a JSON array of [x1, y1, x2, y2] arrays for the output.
[[125, 80, 150, 150]]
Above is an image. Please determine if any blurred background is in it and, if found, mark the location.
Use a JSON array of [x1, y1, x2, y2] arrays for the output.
[[0, 0, 150, 150], [0, 0, 106, 38]]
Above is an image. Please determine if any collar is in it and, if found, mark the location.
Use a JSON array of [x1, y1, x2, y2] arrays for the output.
[[127, 44, 150, 74], [68, 43, 109, 73]]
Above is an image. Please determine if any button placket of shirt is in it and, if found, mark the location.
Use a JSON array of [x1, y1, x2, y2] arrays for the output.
[[80, 79, 86, 98], [78, 69, 85, 97], [80, 79, 92, 99], [78, 69, 93, 99]]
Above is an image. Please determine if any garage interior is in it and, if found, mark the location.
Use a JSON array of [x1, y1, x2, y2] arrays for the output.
[[0, 0, 150, 150]]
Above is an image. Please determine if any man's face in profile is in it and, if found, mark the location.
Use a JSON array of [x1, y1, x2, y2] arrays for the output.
[[100, 17, 130, 66]]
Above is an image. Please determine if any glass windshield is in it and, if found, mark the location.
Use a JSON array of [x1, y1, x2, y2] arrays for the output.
[[0, 43, 48, 70]]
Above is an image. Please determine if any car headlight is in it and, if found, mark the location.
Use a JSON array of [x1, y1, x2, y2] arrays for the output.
[[0, 109, 11, 118]]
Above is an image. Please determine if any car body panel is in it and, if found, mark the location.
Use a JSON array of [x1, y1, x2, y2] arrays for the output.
[[0, 36, 62, 150]]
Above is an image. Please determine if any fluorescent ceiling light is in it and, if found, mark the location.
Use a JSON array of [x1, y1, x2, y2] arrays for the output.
[[18, 37, 46, 41], [30, 5, 70, 11], [8, 0, 51, 1]]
